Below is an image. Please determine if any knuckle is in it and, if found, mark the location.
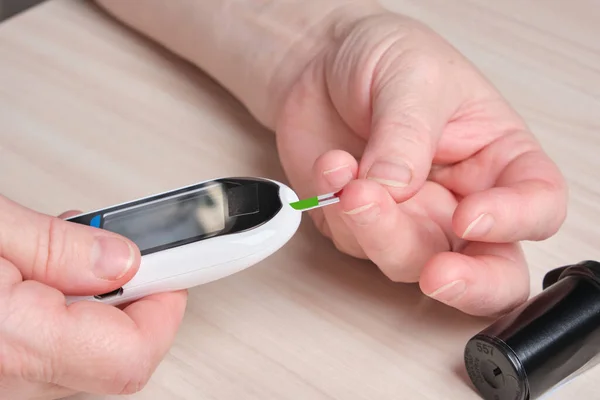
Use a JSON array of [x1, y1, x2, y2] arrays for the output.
[[331, 237, 349, 254], [331, 237, 364, 259], [405, 49, 443, 82], [118, 371, 152, 395], [549, 181, 569, 230], [32, 217, 67, 282], [539, 187, 568, 240], [115, 344, 154, 395], [371, 110, 434, 166], [373, 114, 433, 148], [376, 249, 424, 283], [382, 266, 420, 283]]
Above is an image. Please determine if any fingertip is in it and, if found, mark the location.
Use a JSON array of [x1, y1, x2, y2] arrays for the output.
[[359, 154, 429, 203], [337, 178, 392, 213], [119, 235, 142, 279], [310, 151, 366, 259], [419, 245, 530, 317], [313, 149, 358, 192], [452, 183, 568, 242], [88, 232, 142, 288], [419, 252, 472, 296], [451, 192, 494, 240]]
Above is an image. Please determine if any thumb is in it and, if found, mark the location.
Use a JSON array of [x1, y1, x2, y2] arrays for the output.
[[0, 195, 140, 295], [325, 26, 460, 202], [358, 54, 457, 201]]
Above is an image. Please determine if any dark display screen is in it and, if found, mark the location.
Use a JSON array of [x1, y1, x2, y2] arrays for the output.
[[102, 183, 229, 253], [67, 178, 283, 256]]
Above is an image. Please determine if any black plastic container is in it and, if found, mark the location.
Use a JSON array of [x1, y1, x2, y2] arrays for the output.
[[464, 260, 600, 400]]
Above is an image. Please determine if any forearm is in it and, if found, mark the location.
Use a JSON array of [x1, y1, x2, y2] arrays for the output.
[[94, 0, 382, 129]]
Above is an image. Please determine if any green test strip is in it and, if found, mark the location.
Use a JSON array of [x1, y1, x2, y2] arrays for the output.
[[289, 197, 319, 211], [289, 191, 341, 212]]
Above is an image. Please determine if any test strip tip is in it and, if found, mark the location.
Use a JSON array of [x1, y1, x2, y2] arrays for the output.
[[289, 196, 319, 211]]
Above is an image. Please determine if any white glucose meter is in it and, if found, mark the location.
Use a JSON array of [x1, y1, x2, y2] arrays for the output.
[[64, 177, 301, 306]]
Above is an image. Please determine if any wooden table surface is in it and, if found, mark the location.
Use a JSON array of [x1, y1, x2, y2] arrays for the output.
[[1, 0, 599, 399]]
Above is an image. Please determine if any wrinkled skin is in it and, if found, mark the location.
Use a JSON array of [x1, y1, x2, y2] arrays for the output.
[[0, 202, 187, 399], [0, 6, 567, 400], [274, 13, 567, 316]]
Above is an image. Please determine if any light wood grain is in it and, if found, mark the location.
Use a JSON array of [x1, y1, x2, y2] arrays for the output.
[[1, 0, 599, 399]]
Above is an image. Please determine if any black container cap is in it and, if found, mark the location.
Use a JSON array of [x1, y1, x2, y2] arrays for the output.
[[464, 260, 600, 400]]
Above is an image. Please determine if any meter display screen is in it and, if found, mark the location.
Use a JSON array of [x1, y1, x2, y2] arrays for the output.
[[102, 183, 229, 253], [67, 178, 282, 256]]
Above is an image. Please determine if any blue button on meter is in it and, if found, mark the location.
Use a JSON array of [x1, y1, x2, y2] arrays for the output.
[[90, 214, 101, 227]]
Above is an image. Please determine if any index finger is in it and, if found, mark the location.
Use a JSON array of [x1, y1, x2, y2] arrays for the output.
[[65, 291, 188, 394], [5, 277, 187, 395]]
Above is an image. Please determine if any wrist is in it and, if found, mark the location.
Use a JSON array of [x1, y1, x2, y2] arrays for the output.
[[95, 0, 386, 129], [254, 1, 386, 130]]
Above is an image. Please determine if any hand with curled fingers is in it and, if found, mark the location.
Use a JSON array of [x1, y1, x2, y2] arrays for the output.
[[274, 12, 568, 317], [0, 196, 187, 399]]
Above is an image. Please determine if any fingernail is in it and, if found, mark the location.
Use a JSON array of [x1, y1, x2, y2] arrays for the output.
[[91, 236, 135, 280], [343, 203, 380, 225], [366, 160, 412, 187], [427, 280, 467, 303], [323, 164, 353, 189], [462, 213, 494, 238]]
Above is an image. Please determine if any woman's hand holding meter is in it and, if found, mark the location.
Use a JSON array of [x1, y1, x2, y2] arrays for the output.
[[0, 196, 187, 399], [95, 0, 568, 318]]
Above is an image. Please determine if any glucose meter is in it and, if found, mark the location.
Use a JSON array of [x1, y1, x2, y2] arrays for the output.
[[64, 177, 302, 306]]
